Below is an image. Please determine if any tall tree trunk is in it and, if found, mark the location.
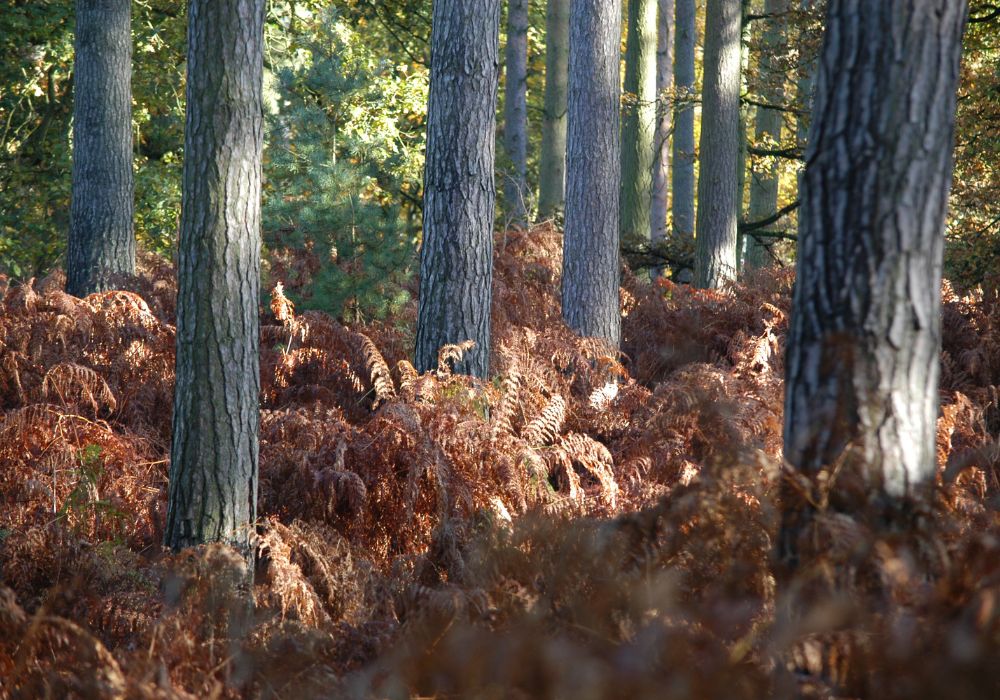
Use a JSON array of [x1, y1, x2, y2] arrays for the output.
[[538, 0, 570, 220], [620, 0, 659, 247], [650, 0, 675, 268], [795, 0, 820, 237], [745, 0, 788, 269], [694, 0, 742, 288], [671, 0, 696, 245], [415, 0, 502, 378], [561, 0, 622, 347], [166, 0, 265, 555], [782, 0, 968, 561], [66, 0, 134, 297], [504, 0, 529, 226]]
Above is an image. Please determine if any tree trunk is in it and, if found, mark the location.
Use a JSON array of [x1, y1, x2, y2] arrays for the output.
[[415, 0, 501, 378], [620, 0, 659, 248], [650, 0, 675, 269], [745, 0, 787, 269], [561, 0, 622, 347], [504, 0, 529, 226], [671, 0, 696, 245], [795, 0, 820, 238], [66, 0, 134, 297], [782, 0, 968, 559], [538, 0, 570, 220], [694, 0, 742, 289], [166, 0, 265, 555]]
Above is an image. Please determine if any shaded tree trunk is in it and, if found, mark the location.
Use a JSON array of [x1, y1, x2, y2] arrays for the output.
[[561, 0, 622, 347], [166, 0, 265, 555], [66, 0, 134, 297], [415, 0, 501, 378], [782, 0, 968, 560], [650, 0, 675, 267], [795, 0, 820, 237], [504, 0, 529, 226], [694, 0, 742, 288], [745, 0, 788, 269], [538, 0, 570, 220], [620, 0, 659, 247], [671, 0, 696, 245]]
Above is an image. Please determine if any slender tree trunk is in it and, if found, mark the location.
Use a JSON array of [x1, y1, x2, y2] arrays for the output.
[[745, 0, 788, 269], [620, 0, 659, 247], [795, 0, 820, 237], [504, 0, 529, 226], [66, 0, 134, 297], [538, 0, 570, 220], [672, 0, 696, 245], [651, 0, 675, 268], [782, 0, 968, 561], [694, 0, 742, 288], [166, 0, 265, 555], [561, 0, 622, 347], [415, 0, 502, 378]]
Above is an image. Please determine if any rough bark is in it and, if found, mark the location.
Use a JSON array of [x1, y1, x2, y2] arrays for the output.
[[620, 0, 659, 247], [538, 0, 570, 219], [651, 0, 675, 263], [166, 0, 265, 554], [671, 0, 696, 243], [415, 0, 501, 378], [66, 0, 134, 297], [782, 0, 968, 553], [745, 0, 788, 268], [504, 0, 529, 226], [561, 0, 622, 347], [694, 0, 742, 288]]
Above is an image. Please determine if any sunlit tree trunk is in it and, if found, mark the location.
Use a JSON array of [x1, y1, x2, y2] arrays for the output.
[[166, 0, 265, 555], [561, 0, 622, 347], [672, 0, 696, 245], [66, 0, 134, 297], [504, 0, 529, 226], [782, 0, 968, 561], [694, 0, 741, 288], [415, 0, 502, 378], [650, 0, 675, 268], [538, 0, 569, 219]]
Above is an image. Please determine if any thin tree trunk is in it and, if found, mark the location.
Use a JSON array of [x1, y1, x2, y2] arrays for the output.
[[504, 0, 529, 226], [538, 0, 570, 220], [166, 0, 265, 555], [782, 0, 968, 561], [415, 0, 502, 378], [745, 0, 787, 269], [650, 0, 675, 269], [795, 0, 820, 237], [694, 0, 742, 289], [66, 0, 134, 297], [672, 0, 696, 245], [620, 0, 659, 247], [561, 0, 622, 348]]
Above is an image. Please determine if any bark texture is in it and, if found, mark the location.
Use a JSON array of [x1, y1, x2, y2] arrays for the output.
[[561, 0, 622, 347], [651, 0, 675, 256], [166, 0, 265, 554], [745, 0, 787, 269], [620, 0, 659, 247], [671, 0, 696, 243], [538, 0, 569, 219], [694, 0, 742, 288], [415, 0, 501, 378], [783, 0, 968, 505], [504, 0, 529, 226], [66, 0, 134, 297]]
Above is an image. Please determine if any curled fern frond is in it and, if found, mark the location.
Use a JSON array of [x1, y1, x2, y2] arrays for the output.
[[358, 332, 396, 406]]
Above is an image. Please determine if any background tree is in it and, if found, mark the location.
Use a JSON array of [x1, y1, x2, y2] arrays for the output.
[[672, 0, 696, 246], [65, 0, 134, 297], [650, 0, 675, 267], [504, 0, 529, 226], [414, 0, 502, 378], [782, 0, 968, 558], [561, 0, 622, 347], [694, 0, 742, 288], [620, 0, 659, 249], [538, 0, 569, 220], [166, 0, 266, 553]]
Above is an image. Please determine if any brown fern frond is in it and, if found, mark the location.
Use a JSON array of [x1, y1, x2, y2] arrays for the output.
[[491, 369, 521, 437], [437, 340, 476, 376], [522, 394, 565, 446], [42, 363, 117, 414], [358, 333, 396, 406]]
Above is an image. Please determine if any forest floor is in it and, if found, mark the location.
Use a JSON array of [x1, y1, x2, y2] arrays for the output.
[[1, 223, 999, 699]]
